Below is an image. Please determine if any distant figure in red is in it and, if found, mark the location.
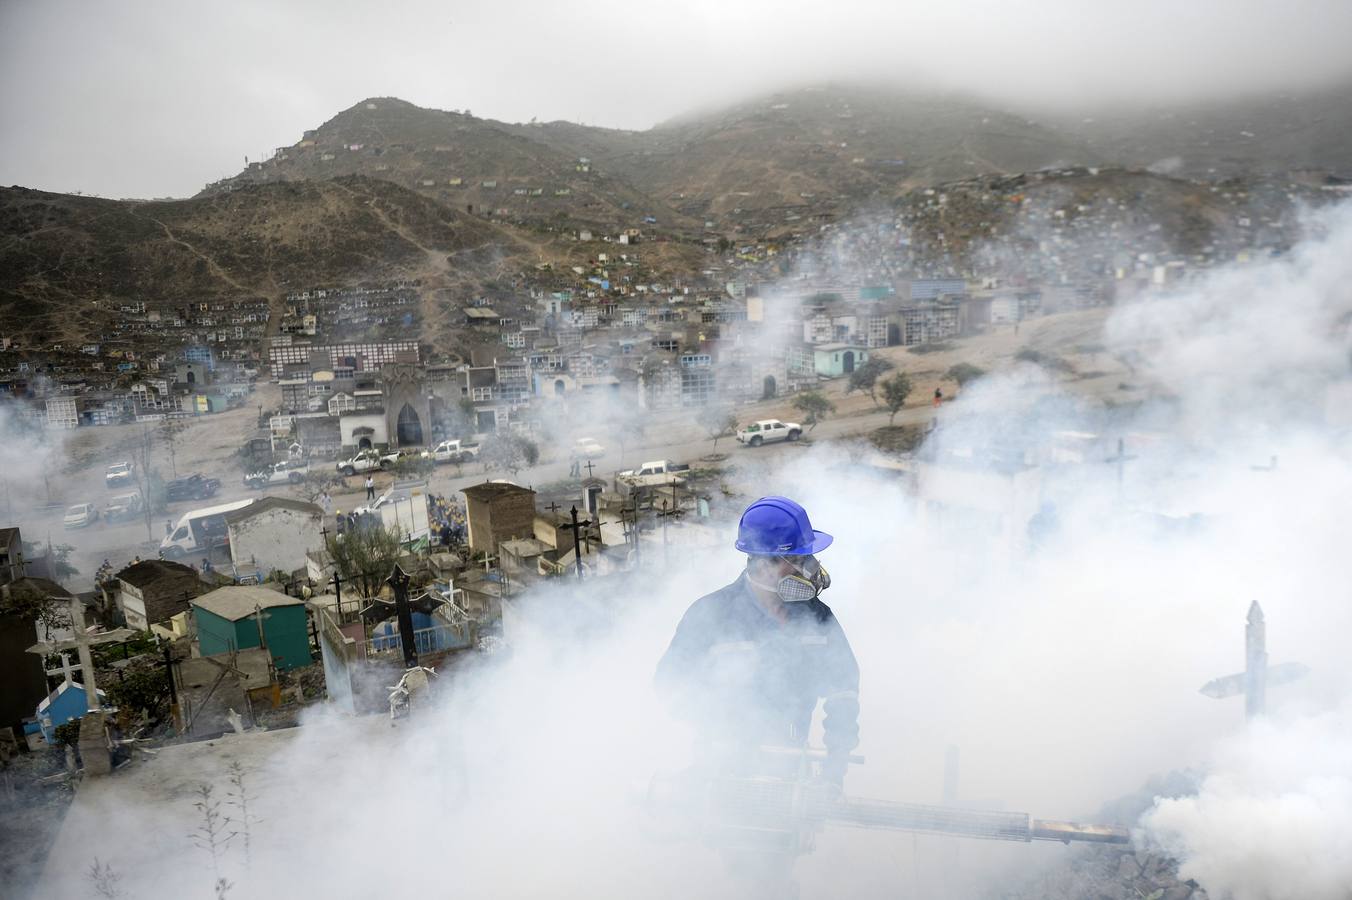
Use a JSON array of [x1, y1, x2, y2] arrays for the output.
[[933, 387, 943, 407]]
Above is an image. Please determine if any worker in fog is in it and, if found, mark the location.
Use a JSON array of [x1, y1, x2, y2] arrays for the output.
[[655, 496, 859, 787]]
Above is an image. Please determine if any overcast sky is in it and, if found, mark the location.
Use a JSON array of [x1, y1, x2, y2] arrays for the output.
[[3, 0, 1351, 199]]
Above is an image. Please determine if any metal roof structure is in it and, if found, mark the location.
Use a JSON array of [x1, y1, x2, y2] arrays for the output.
[[191, 585, 304, 622]]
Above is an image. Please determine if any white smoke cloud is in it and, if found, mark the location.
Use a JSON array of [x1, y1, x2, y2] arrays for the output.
[[1141, 710, 1352, 900], [1104, 201, 1352, 430], [31, 203, 1352, 900]]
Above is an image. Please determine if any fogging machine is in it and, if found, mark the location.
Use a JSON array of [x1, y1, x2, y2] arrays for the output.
[[647, 747, 1129, 855]]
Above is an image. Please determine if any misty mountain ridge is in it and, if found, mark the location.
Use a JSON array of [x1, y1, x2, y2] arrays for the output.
[[4, 84, 1345, 343], [206, 83, 1352, 229]]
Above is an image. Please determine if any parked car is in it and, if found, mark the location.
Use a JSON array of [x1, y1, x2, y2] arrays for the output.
[[105, 461, 135, 489], [423, 439, 481, 464], [618, 459, 690, 479], [736, 419, 802, 447], [165, 473, 222, 502], [103, 492, 145, 523], [63, 503, 98, 529], [244, 460, 309, 489], [336, 449, 399, 477], [571, 437, 606, 458], [616, 460, 691, 498]]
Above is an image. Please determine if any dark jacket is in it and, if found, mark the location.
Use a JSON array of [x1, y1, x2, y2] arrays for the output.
[[655, 573, 860, 777]]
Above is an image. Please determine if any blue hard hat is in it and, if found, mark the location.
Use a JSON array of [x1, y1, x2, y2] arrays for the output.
[[735, 496, 833, 556]]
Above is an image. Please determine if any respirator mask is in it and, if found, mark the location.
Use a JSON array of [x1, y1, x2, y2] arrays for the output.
[[749, 554, 832, 603]]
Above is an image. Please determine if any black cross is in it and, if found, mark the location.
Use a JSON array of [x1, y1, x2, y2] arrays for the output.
[[329, 571, 344, 622], [1105, 438, 1137, 502], [568, 505, 591, 580], [584, 460, 596, 478], [546, 501, 561, 515], [386, 564, 418, 669]]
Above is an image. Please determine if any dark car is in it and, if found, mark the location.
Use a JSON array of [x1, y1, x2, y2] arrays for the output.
[[165, 473, 221, 502]]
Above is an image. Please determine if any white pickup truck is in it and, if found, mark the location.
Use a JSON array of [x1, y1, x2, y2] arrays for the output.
[[616, 460, 691, 497], [423, 439, 481, 464], [244, 460, 310, 489], [336, 449, 399, 476], [618, 459, 690, 479], [737, 419, 802, 447], [105, 461, 135, 489]]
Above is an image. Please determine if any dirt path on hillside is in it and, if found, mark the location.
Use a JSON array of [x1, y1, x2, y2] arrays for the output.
[[128, 207, 257, 295]]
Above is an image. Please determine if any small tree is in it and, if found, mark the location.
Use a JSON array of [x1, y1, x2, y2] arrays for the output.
[[129, 423, 162, 542], [697, 405, 738, 449], [846, 357, 894, 406], [22, 540, 79, 581], [159, 417, 189, 479], [880, 372, 913, 425], [453, 398, 478, 436], [87, 857, 124, 899], [0, 577, 72, 641], [324, 526, 404, 599], [791, 391, 835, 432], [104, 664, 171, 720], [480, 433, 537, 477], [227, 761, 261, 867], [945, 362, 986, 388], [189, 784, 234, 883]]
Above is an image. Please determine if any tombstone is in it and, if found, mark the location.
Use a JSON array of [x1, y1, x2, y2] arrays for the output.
[[78, 712, 112, 776], [226, 708, 246, 735], [581, 477, 605, 517]]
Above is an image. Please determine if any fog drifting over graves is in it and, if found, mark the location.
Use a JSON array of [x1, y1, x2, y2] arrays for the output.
[[2, 0, 1352, 198], [30, 201, 1352, 899]]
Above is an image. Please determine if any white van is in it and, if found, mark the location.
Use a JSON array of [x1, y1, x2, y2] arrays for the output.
[[160, 498, 254, 559]]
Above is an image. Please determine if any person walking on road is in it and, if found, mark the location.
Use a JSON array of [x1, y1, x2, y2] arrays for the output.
[[365, 475, 375, 500]]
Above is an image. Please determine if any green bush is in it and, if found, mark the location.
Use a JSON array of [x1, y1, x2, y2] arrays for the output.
[[53, 720, 82, 748], [908, 341, 955, 354], [1015, 348, 1076, 374], [945, 362, 986, 387], [104, 666, 170, 718]]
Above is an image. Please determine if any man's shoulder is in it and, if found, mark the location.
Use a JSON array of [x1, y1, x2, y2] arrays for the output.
[[682, 579, 746, 620]]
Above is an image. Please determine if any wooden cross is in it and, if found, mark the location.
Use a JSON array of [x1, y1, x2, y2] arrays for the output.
[[27, 598, 135, 712], [584, 460, 597, 478], [546, 501, 561, 515], [252, 604, 273, 656]]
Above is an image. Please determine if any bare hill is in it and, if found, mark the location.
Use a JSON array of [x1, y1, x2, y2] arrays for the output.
[[615, 86, 1101, 221], [206, 98, 690, 230], [1047, 85, 1352, 180], [0, 176, 521, 341], [210, 86, 1352, 241]]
